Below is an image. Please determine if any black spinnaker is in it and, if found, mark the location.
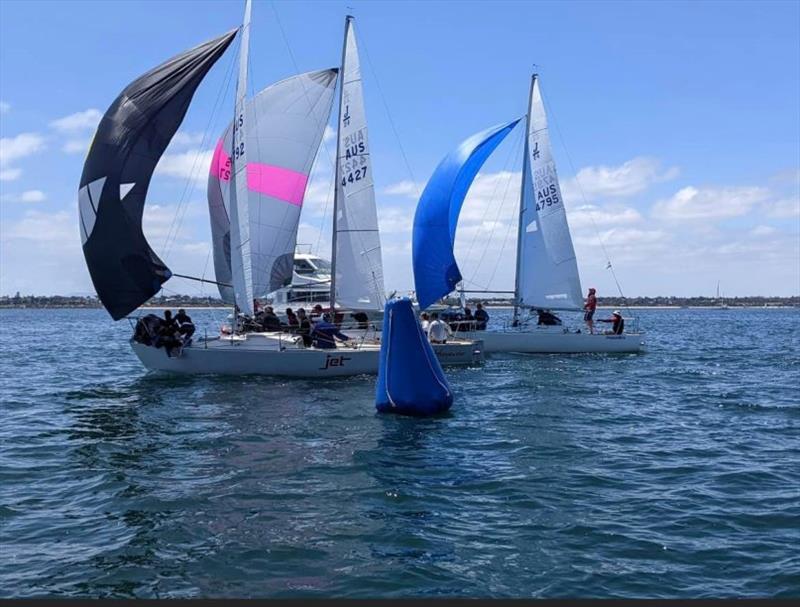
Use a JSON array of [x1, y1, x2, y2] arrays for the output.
[[79, 29, 236, 320]]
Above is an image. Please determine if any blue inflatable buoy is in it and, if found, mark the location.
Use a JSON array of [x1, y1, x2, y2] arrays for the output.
[[375, 298, 453, 415]]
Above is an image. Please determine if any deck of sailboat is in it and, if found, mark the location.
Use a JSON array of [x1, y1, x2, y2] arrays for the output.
[[131, 329, 484, 377], [452, 326, 644, 354]]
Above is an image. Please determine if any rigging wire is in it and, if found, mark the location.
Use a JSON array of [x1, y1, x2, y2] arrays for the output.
[[359, 26, 420, 196], [461, 124, 523, 277], [484, 137, 527, 292], [160, 36, 238, 263], [539, 82, 631, 311], [463, 126, 525, 290], [270, 1, 337, 256]]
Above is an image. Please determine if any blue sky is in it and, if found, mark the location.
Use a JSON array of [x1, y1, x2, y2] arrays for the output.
[[1, 0, 798, 298]]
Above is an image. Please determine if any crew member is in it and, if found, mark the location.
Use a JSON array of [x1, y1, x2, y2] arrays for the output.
[[428, 313, 452, 344], [285, 308, 299, 331], [261, 306, 282, 332], [296, 308, 313, 347], [310, 313, 351, 349], [474, 303, 489, 330], [584, 287, 597, 334], [350, 311, 369, 330], [175, 308, 195, 343], [597, 310, 625, 335], [536, 309, 562, 326]]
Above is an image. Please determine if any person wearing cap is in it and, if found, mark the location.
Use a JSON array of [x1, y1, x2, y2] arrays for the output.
[[597, 310, 625, 335], [584, 287, 597, 334], [296, 308, 313, 347], [310, 313, 351, 349]]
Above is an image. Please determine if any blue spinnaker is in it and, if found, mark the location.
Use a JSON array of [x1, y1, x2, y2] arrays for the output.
[[412, 119, 520, 310]]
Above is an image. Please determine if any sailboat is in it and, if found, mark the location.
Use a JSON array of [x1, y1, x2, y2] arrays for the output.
[[715, 281, 729, 309], [80, 3, 482, 376], [412, 73, 644, 354]]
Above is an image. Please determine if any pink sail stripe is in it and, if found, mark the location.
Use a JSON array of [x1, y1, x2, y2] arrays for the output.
[[246, 163, 308, 207], [209, 139, 231, 181]]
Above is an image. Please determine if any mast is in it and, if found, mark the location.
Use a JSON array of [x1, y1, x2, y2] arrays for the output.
[[330, 15, 352, 313], [229, 0, 253, 316], [513, 73, 536, 325]]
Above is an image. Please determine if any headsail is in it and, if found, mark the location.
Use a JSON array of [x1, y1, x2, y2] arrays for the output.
[[208, 70, 339, 311], [516, 75, 582, 311], [207, 119, 235, 304], [79, 30, 236, 320], [412, 120, 520, 311], [331, 16, 385, 311]]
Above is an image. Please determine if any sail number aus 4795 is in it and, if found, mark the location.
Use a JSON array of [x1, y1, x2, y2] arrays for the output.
[[536, 184, 560, 211]]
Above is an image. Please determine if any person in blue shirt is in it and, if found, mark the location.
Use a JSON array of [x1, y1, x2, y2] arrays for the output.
[[310, 313, 351, 349]]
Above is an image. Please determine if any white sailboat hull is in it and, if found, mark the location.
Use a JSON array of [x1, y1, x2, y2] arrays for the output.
[[456, 328, 644, 354], [131, 332, 483, 377]]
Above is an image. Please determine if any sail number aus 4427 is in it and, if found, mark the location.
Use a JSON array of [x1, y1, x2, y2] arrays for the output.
[[536, 184, 560, 211], [341, 165, 367, 187]]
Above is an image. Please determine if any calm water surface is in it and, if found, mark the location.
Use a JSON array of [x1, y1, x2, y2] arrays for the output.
[[1, 307, 798, 598]]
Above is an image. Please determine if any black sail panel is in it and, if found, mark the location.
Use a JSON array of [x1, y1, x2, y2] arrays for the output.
[[79, 29, 236, 320]]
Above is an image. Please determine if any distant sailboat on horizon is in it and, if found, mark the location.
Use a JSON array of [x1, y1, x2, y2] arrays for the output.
[[716, 281, 729, 309]]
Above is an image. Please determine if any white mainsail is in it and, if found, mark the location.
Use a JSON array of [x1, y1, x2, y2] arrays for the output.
[[330, 16, 385, 312], [516, 74, 583, 311], [224, 2, 338, 315], [209, 71, 338, 307]]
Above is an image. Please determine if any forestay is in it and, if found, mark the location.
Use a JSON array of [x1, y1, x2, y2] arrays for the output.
[[79, 30, 236, 320], [412, 120, 520, 311], [516, 75, 583, 310], [221, 69, 338, 315], [332, 17, 385, 311]]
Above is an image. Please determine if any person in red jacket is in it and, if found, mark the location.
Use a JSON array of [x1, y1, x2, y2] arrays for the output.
[[584, 287, 597, 334]]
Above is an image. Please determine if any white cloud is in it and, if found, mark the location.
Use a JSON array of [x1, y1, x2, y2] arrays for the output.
[[1, 189, 47, 204], [0, 208, 90, 295], [323, 125, 335, 144], [0, 168, 22, 182], [0, 101, 9, 114], [749, 225, 777, 238], [653, 185, 771, 221], [568, 204, 643, 230], [383, 180, 422, 198], [763, 196, 800, 219], [171, 130, 206, 148], [49, 109, 102, 133], [62, 138, 91, 155], [154, 148, 214, 184], [0, 132, 46, 181], [563, 157, 678, 202], [2, 209, 75, 242]]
